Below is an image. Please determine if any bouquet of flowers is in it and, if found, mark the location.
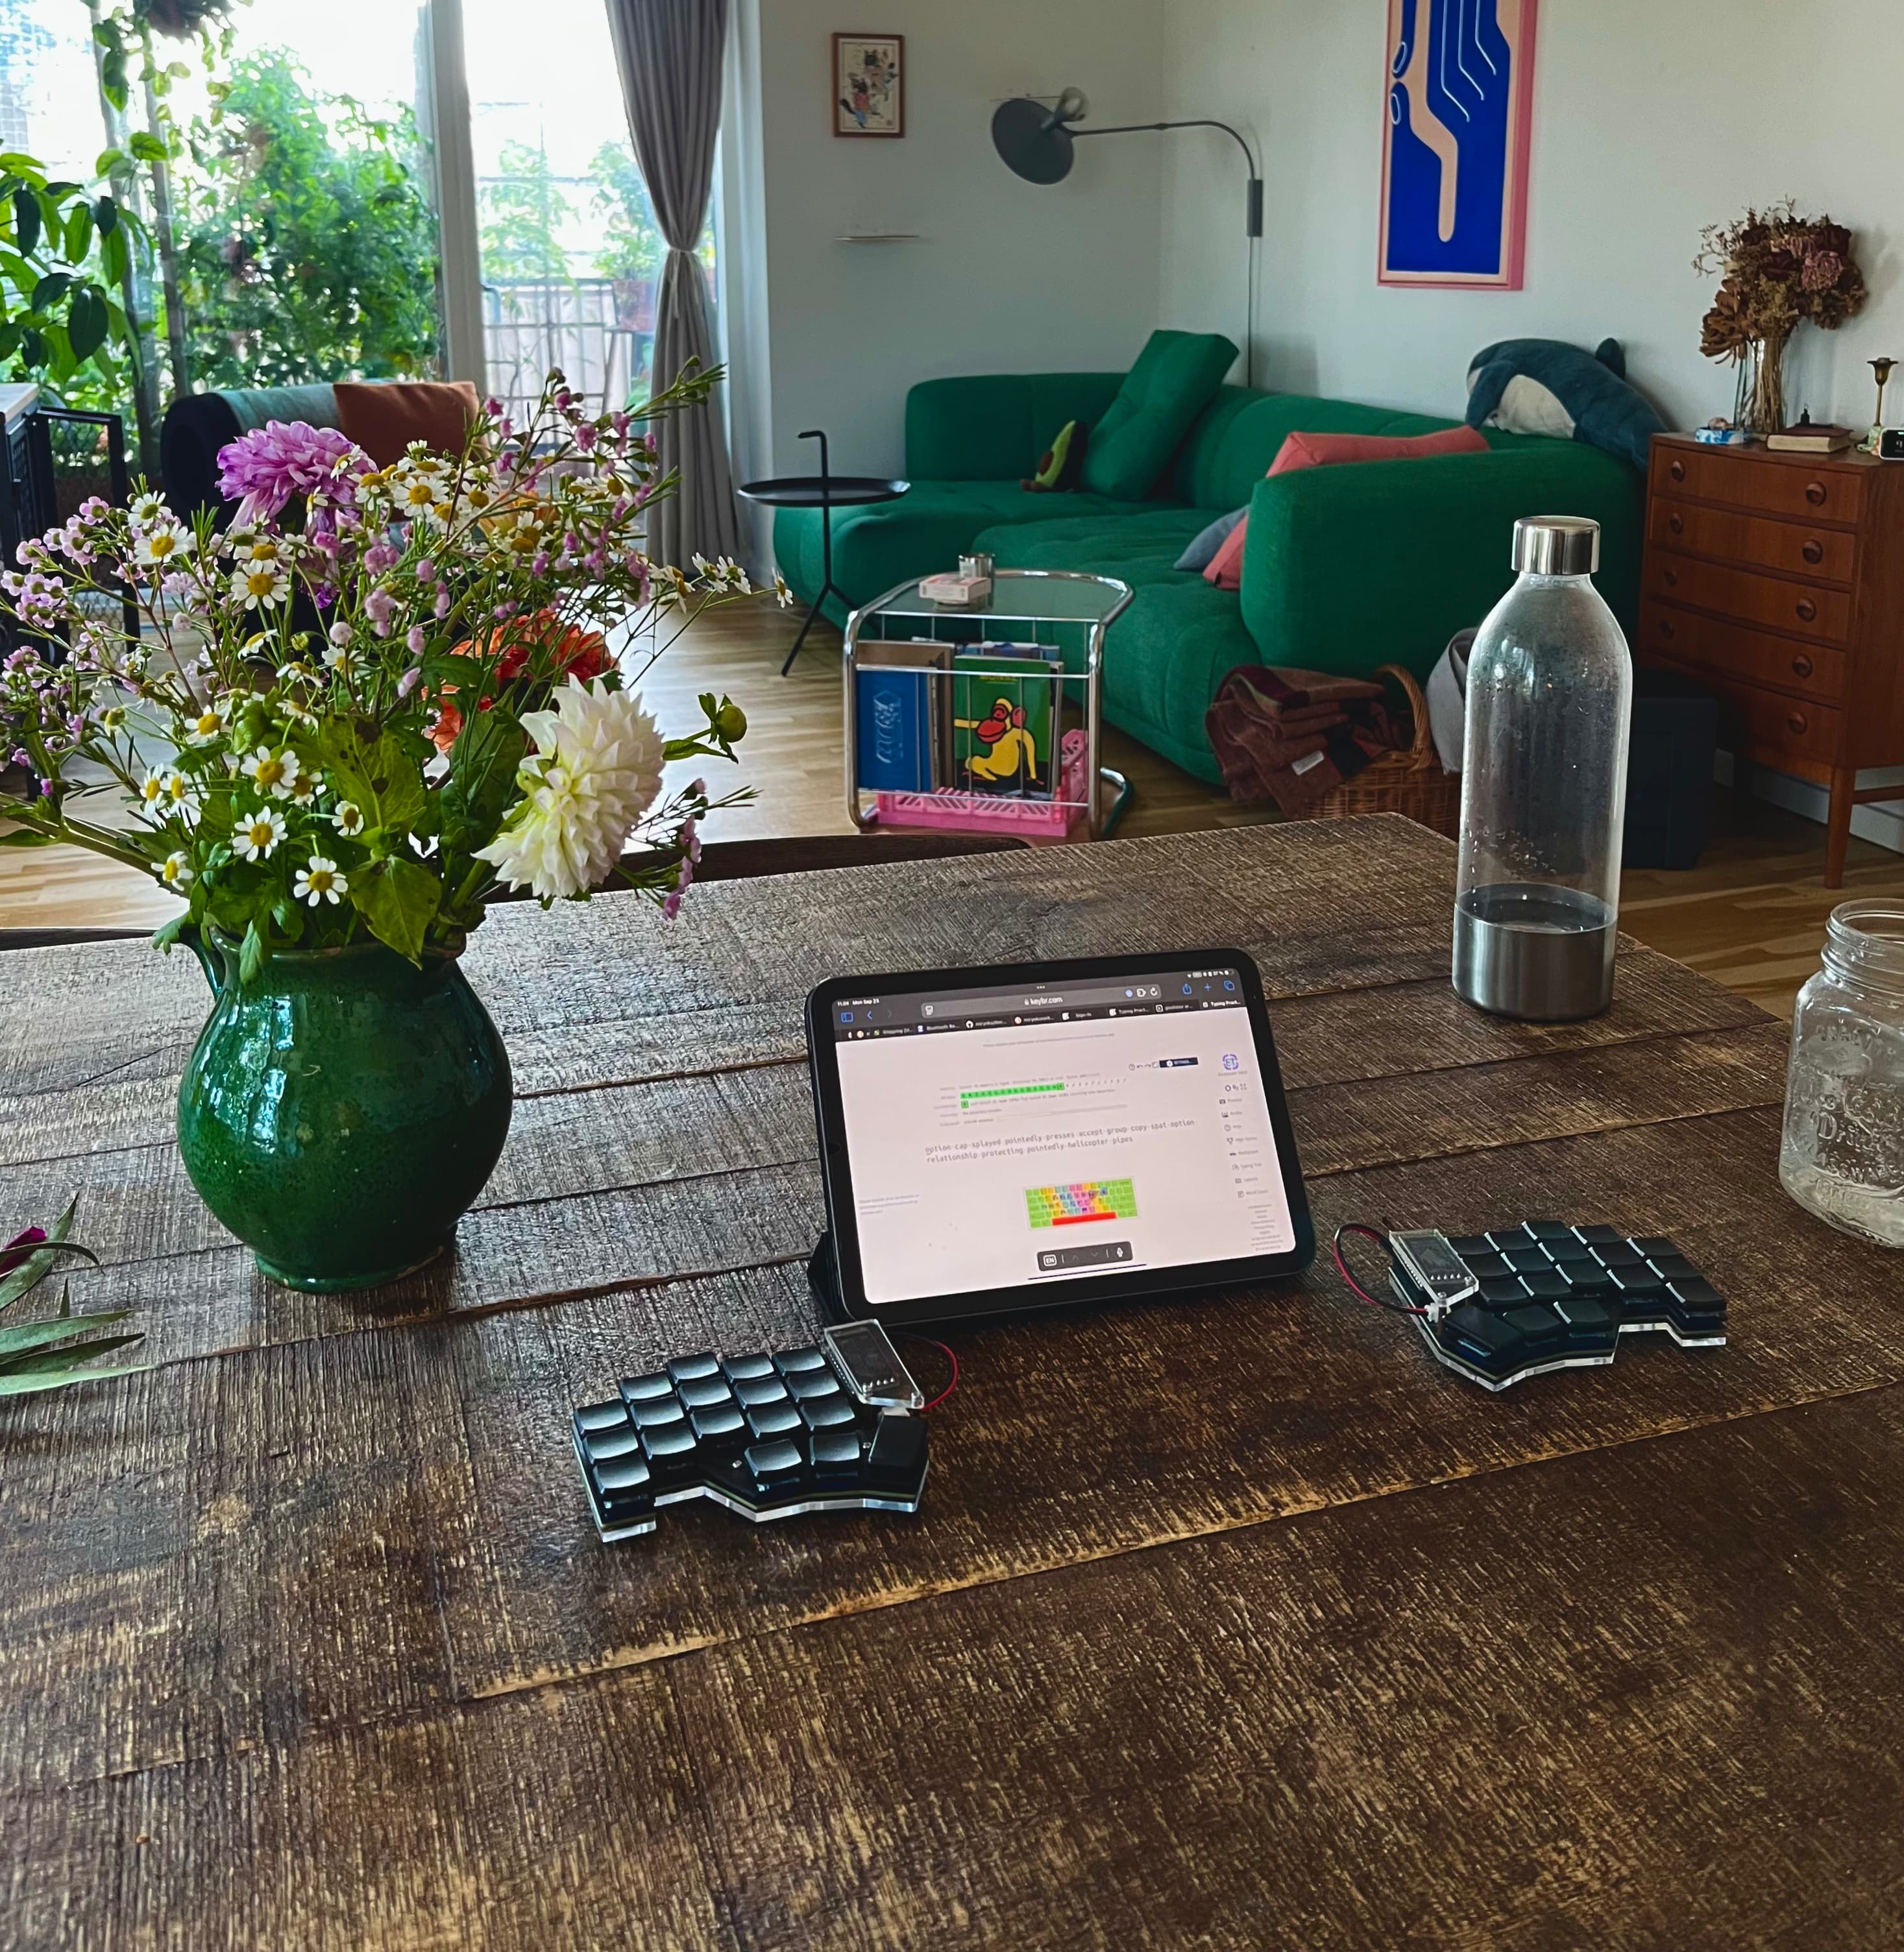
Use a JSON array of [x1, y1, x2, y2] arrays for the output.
[[0, 365, 781, 981], [1694, 201, 1867, 433]]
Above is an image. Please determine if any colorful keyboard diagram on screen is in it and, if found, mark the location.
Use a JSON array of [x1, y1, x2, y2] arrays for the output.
[[1025, 1178, 1139, 1228]]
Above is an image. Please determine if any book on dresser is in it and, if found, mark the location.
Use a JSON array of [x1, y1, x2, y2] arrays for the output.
[[1639, 432, 1904, 886]]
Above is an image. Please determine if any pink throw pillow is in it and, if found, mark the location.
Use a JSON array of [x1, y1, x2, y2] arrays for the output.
[[1202, 424, 1490, 591]]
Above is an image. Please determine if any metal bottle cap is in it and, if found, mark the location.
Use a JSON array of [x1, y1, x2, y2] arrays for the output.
[[1512, 515, 1600, 576]]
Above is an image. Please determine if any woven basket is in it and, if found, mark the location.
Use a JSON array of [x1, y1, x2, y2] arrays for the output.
[[1313, 663, 1461, 838]]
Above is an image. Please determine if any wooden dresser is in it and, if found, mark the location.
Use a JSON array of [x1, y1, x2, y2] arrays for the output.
[[1638, 432, 1904, 884]]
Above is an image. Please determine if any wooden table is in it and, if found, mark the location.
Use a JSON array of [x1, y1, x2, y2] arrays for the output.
[[4, 818, 1901, 1949]]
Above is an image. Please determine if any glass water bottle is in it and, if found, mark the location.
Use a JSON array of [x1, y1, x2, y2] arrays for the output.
[[1453, 516, 1632, 1021]]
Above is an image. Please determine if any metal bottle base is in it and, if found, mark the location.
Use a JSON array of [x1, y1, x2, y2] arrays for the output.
[[1453, 883, 1616, 1022]]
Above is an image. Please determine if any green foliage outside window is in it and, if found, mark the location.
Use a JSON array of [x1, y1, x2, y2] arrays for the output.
[[177, 51, 440, 389]]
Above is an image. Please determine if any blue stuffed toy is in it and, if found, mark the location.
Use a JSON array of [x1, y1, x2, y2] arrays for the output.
[[1465, 337, 1666, 472]]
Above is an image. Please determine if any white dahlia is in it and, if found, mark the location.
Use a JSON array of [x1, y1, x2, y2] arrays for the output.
[[476, 677, 664, 901]]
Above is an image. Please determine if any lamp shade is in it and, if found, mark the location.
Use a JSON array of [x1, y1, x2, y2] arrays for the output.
[[992, 97, 1075, 184]]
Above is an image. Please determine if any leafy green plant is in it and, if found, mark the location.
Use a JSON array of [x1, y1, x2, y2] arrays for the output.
[[482, 140, 576, 284], [588, 143, 665, 284], [0, 1202, 145, 1399], [0, 152, 143, 404], [176, 49, 439, 388]]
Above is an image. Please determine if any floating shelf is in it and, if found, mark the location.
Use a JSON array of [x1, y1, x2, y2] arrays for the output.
[[835, 232, 922, 244]]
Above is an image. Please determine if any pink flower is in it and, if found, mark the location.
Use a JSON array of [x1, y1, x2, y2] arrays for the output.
[[406, 624, 426, 654], [216, 421, 370, 524]]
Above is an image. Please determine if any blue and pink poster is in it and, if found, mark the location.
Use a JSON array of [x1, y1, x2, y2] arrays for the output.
[[1380, 0, 1537, 289]]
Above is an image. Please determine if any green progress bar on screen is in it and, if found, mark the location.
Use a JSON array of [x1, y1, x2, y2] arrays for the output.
[[961, 1081, 1065, 1108]]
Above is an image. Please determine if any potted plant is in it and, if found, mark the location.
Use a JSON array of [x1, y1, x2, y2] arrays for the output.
[[1696, 201, 1868, 435], [0, 364, 785, 1291]]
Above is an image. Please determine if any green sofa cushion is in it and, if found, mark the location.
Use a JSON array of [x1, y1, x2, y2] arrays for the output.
[[905, 373, 1127, 482], [1080, 331, 1238, 501]]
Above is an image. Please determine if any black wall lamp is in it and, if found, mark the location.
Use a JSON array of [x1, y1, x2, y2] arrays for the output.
[[992, 89, 1263, 387]]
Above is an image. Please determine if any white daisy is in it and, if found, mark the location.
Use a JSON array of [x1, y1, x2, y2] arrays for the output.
[[137, 769, 167, 810], [231, 560, 289, 609], [134, 524, 195, 568], [476, 677, 663, 901], [128, 490, 169, 530], [182, 702, 227, 746], [234, 808, 286, 861], [159, 772, 199, 824], [158, 850, 194, 890], [287, 766, 319, 805], [239, 746, 300, 800], [330, 800, 365, 837], [293, 855, 348, 906]]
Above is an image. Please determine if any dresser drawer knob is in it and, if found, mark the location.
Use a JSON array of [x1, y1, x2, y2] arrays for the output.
[[1802, 538, 1824, 564], [1663, 567, 1679, 589], [1669, 459, 1686, 483], [1792, 654, 1814, 679], [1787, 712, 1809, 735], [1805, 481, 1827, 506], [1657, 618, 1675, 640], [1668, 511, 1684, 535], [1796, 598, 1818, 622]]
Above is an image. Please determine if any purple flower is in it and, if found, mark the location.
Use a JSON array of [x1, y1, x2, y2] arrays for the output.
[[406, 624, 426, 655], [217, 421, 371, 524], [397, 665, 423, 700], [0, 1226, 47, 1277], [681, 816, 702, 864]]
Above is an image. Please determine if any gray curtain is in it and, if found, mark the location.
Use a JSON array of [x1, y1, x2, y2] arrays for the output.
[[605, 0, 743, 568]]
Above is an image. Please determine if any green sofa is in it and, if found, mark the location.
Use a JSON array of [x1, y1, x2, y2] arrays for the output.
[[773, 372, 1644, 785]]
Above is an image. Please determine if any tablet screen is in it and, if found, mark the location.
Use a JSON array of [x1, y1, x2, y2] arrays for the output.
[[827, 964, 1299, 1306]]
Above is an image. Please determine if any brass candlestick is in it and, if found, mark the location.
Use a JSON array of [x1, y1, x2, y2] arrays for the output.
[[1869, 357, 1898, 448]]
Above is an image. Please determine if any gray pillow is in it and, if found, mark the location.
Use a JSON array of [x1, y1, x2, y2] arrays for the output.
[[1174, 506, 1247, 572]]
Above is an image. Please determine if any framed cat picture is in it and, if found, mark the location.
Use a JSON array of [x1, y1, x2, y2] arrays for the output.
[[834, 34, 904, 137]]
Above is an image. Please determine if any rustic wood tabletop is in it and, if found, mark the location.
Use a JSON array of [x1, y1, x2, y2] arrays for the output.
[[3, 816, 1899, 1950]]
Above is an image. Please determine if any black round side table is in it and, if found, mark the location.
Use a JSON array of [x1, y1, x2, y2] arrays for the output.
[[738, 429, 907, 675]]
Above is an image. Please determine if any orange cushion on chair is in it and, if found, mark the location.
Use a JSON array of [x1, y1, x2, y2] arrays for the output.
[[1202, 424, 1491, 591], [333, 380, 482, 468]]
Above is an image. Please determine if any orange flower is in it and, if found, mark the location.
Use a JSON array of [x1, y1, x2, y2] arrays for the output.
[[429, 612, 613, 753]]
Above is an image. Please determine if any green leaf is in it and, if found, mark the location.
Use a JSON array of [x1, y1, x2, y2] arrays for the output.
[[12, 189, 40, 257], [238, 919, 265, 985], [0, 1361, 148, 1397], [317, 727, 427, 835], [94, 150, 127, 180], [93, 193, 118, 235], [66, 284, 106, 363], [1, 1331, 143, 1375], [62, 201, 92, 262], [0, 1309, 132, 1365], [18, 324, 45, 366], [128, 132, 168, 165], [31, 272, 70, 311], [0, 1198, 79, 1310], [101, 225, 127, 287], [0, 827, 56, 847], [151, 912, 187, 953], [350, 856, 441, 964], [439, 707, 527, 856]]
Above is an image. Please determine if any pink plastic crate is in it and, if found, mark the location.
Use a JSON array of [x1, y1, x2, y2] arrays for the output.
[[870, 730, 1090, 844]]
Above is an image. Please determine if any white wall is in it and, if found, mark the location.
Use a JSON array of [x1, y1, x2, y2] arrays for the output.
[[742, 0, 1168, 480], [1158, 0, 1904, 433]]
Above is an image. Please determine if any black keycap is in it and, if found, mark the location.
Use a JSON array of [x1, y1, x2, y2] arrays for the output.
[[690, 1404, 749, 1450], [1544, 1236, 1593, 1264], [1522, 1221, 1572, 1243], [722, 1352, 777, 1383], [1574, 1224, 1622, 1246], [629, 1395, 687, 1431], [1554, 1291, 1617, 1341], [1610, 1262, 1665, 1297], [582, 1425, 644, 1465], [642, 1422, 701, 1480], [620, 1372, 674, 1404], [1648, 1253, 1700, 1285], [801, 1396, 857, 1431], [1668, 1277, 1725, 1317], [810, 1430, 864, 1486], [1631, 1236, 1679, 1260], [1503, 1246, 1552, 1275], [1478, 1276, 1529, 1308], [574, 1400, 629, 1435], [1593, 1242, 1642, 1269], [1443, 1302, 1521, 1364], [1500, 1303, 1567, 1352], [775, 1346, 829, 1377], [746, 1401, 803, 1441], [865, 1412, 927, 1489], [592, 1457, 653, 1514], [666, 1350, 722, 1385], [733, 1374, 790, 1409], [1484, 1229, 1530, 1252], [787, 1369, 842, 1403], [1520, 1271, 1569, 1303], [745, 1439, 806, 1492], [677, 1375, 735, 1412], [1559, 1261, 1615, 1295], [1448, 1235, 1494, 1258], [1462, 1252, 1513, 1281]]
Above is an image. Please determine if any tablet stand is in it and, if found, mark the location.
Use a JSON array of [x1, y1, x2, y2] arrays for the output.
[[807, 1232, 849, 1324]]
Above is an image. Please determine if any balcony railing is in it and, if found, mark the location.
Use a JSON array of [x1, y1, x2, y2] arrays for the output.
[[481, 276, 657, 421]]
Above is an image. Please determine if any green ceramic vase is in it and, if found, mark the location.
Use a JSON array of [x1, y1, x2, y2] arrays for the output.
[[177, 931, 513, 1292]]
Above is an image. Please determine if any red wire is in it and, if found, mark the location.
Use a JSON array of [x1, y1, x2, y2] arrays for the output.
[[905, 1336, 959, 1411], [1331, 1222, 1430, 1316]]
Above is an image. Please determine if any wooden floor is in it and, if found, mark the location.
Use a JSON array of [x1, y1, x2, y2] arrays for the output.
[[5, 601, 1901, 1016]]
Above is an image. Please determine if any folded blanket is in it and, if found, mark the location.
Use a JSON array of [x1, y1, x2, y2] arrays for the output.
[[1206, 665, 1400, 818]]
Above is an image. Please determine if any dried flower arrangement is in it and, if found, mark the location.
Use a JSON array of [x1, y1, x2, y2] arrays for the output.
[[1695, 201, 1868, 433]]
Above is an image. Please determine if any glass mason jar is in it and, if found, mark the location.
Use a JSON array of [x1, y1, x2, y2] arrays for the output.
[[1779, 901, 1904, 1248], [1454, 516, 1632, 1021]]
